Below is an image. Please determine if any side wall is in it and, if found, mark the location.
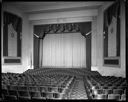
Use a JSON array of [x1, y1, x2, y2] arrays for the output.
[[2, 4, 32, 73], [91, 1, 126, 78]]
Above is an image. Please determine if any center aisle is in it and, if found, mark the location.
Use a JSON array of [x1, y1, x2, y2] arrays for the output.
[[70, 78, 88, 99]]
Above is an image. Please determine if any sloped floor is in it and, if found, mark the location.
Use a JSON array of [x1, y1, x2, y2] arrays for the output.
[[70, 79, 88, 99]]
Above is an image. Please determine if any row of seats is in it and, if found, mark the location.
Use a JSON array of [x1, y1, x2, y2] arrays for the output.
[[24, 68, 101, 78], [2, 73, 73, 87], [2, 88, 64, 100], [89, 76, 126, 87], [92, 93, 126, 100], [84, 76, 126, 101], [2, 72, 76, 100], [3, 85, 66, 93], [2, 72, 126, 101]]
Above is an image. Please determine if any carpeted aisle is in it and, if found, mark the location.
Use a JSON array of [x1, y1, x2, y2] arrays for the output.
[[70, 79, 88, 99]]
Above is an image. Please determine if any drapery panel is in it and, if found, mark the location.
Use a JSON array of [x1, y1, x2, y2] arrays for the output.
[[40, 33, 86, 68]]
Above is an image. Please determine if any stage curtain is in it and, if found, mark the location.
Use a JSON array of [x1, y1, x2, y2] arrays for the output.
[[41, 33, 86, 68]]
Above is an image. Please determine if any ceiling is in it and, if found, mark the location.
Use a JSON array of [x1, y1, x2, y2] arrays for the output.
[[3, 2, 105, 14]]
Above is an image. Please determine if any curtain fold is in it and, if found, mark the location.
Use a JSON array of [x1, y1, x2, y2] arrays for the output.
[[41, 33, 86, 68], [39, 40, 43, 67]]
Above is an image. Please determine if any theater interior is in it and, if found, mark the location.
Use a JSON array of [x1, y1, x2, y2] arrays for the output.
[[1, 1, 126, 101]]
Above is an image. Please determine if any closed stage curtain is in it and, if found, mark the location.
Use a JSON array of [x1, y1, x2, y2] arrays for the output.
[[40, 33, 86, 68]]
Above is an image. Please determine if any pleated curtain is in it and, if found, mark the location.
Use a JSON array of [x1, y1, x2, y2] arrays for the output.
[[39, 33, 86, 68]]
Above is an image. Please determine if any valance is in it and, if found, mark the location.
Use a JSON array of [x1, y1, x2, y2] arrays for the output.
[[4, 11, 22, 33], [34, 22, 91, 39]]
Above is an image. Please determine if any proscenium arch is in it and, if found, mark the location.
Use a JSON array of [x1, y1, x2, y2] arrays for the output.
[[33, 22, 91, 70]]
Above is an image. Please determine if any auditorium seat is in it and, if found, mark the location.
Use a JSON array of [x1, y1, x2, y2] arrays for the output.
[[117, 86, 126, 90], [100, 85, 108, 89], [2, 89, 9, 100], [6, 90, 18, 100], [108, 94, 120, 100], [29, 91, 43, 100], [94, 94, 107, 100], [113, 89, 124, 95], [46, 92, 53, 99], [106, 83, 113, 87], [60, 84, 66, 88], [18, 90, 31, 100], [92, 89, 104, 96], [47, 87, 53, 92], [18, 83, 25, 86], [8, 85, 18, 91], [41, 92, 47, 99], [108, 85, 117, 90], [48, 87, 59, 93], [113, 83, 121, 87], [18, 86, 28, 91], [29, 86, 40, 92], [53, 93, 60, 99], [90, 85, 100, 93], [58, 87, 64, 93], [2, 85, 7, 90], [39, 86, 47, 92], [120, 94, 126, 101], [121, 81, 126, 86], [103, 89, 113, 94]]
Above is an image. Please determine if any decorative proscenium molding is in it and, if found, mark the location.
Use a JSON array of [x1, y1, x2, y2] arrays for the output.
[[34, 22, 92, 39], [44, 23, 80, 34]]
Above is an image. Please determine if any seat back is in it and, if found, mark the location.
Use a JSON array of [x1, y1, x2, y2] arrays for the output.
[[30, 91, 42, 99], [41, 92, 47, 99], [18, 90, 31, 100], [103, 89, 113, 94], [46, 92, 53, 99], [94, 94, 107, 100], [29, 86, 40, 92], [39, 86, 47, 92], [8, 85, 18, 90], [7, 90, 18, 100], [113, 89, 123, 95], [8, 90, 18, 96], [18, 86, 28, 91], [2, 85, 7, 89], [92, 89, 104, 95], [108, 94, 120, 100], [58, 87, 64, 93], [2, 89, 9, 100], [2, 89, 9, 95], [53, 93, 61, 99], [117, 86, 126, 90], [121, 94, 126, 101]]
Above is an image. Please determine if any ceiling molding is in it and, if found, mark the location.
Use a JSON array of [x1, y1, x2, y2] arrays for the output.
[[29, 9, 98, 21], [4, 2, 104, 13], [27, 5, 101, 14], [30, 16, 93, 25]]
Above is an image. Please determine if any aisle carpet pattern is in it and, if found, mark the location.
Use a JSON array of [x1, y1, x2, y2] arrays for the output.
[[70, 79, 88, 99]]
